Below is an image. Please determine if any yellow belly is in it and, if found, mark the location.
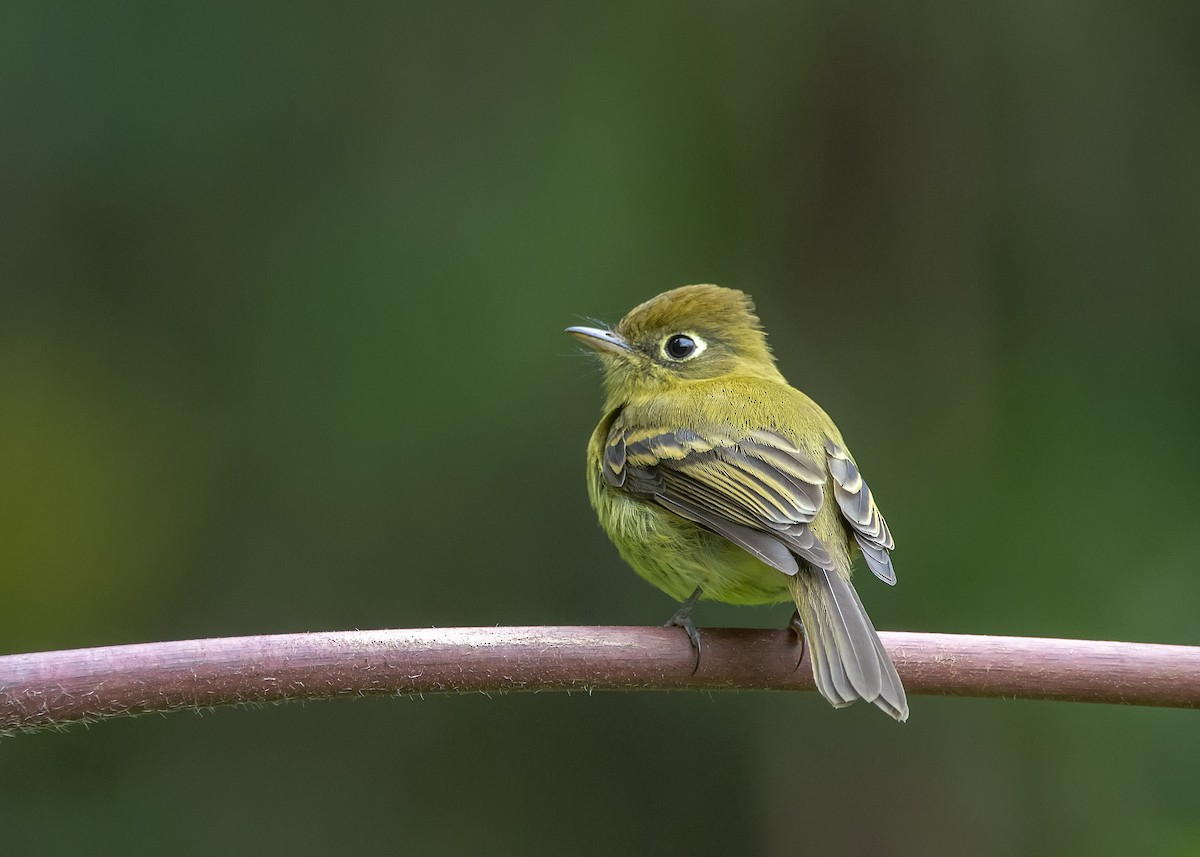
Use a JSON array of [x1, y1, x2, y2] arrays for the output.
[[592, 480, 792, 605]]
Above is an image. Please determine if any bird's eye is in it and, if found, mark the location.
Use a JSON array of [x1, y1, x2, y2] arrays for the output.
[[663, 333, 704, 361]]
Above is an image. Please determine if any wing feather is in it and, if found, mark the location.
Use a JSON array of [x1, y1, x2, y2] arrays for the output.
[[605, 423, 835, 573], [824, 438, 897, 585]]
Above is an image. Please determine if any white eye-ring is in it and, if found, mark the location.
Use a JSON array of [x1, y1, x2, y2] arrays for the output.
[[662, 332, 707, 361]]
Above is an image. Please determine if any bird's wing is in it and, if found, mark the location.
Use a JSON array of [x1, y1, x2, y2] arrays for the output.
[[824, 438, 896, 585], [601, 423, 834, 575]]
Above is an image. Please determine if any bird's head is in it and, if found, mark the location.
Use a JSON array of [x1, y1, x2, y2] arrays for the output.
[[567, 284, 784, 408]]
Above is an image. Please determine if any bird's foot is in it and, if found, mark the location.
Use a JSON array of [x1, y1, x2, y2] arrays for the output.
[[787, 610, 807, 672], [664, 587, 704, 674]]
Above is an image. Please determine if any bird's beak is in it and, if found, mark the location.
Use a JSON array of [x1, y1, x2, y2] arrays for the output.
[[565, 325, 632, 356]]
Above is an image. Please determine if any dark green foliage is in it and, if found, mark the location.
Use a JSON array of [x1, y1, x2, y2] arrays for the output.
[[2, 3, 1198, 854]]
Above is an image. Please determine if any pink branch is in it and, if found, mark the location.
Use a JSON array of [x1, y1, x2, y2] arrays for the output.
[[2, 627, 1198, 734]]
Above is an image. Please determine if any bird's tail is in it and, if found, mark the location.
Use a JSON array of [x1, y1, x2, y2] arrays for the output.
[[789, 567, 908, 721]]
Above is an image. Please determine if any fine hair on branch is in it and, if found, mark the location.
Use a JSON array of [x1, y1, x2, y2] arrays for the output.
[[2, 626, 1199, 736]]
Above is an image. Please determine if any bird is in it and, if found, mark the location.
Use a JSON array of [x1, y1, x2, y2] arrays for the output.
[[566, 284, 907, 720]]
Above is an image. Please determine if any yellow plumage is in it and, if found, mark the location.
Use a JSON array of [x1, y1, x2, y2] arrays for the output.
[[568, 284, 907, 720]]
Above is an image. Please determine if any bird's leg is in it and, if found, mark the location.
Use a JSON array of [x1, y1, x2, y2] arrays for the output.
[[665, 586, 704, 673], [787, 609, 807, 672]]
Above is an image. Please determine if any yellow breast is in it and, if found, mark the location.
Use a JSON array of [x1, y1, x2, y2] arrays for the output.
[[587, 455, 792, 605]]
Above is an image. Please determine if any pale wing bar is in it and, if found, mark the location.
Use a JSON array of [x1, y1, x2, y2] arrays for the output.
[[605, 425, 835, 574]]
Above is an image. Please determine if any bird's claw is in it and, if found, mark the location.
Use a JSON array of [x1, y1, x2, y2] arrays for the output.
[[787, 609, 807, 672], [665, 587, 704, 674]]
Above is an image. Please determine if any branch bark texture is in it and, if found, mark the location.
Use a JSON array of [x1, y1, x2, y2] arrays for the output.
[[2, 627, 1198, 735]]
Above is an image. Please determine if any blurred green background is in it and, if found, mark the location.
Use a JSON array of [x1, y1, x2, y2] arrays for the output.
[[3, 3, 1199, 854]]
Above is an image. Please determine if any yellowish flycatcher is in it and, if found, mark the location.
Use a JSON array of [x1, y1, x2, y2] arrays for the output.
[[567, 284, 907, 720]]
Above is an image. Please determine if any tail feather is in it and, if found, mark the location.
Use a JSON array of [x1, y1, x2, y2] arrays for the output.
[[817, 566, 883, 702], [868, 631, 908, 721], [791, 568, 908, 722], [810, 604, 855, 707]]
